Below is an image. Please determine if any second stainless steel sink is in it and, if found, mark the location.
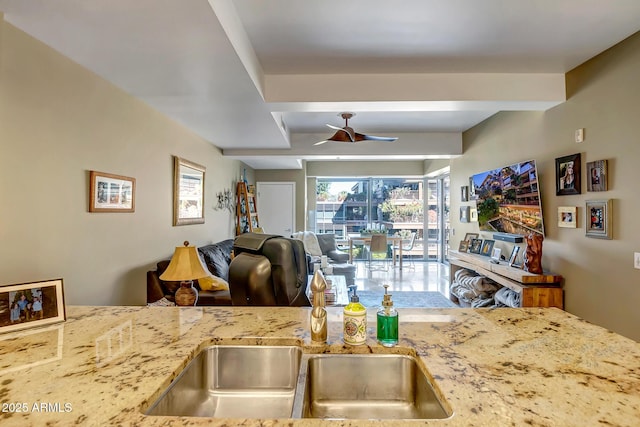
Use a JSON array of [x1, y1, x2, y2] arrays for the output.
[[295, 354, 451, 420]]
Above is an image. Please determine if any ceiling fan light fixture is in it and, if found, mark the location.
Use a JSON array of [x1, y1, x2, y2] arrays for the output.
[[314, 112, 398, 145]]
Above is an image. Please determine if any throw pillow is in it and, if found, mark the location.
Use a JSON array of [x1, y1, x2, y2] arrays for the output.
[[301, 231, 323, 257], [198, 276, 230, 292]]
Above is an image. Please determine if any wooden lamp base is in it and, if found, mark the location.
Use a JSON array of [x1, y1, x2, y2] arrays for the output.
[[175, 281, 199, 306]]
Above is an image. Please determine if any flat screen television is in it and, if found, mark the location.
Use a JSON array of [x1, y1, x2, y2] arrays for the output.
[[469, 159, 545, 237]]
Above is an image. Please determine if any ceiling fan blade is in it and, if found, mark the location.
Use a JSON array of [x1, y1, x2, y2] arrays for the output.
[[314, 140, 328, 146], [360, 134, 398, 142], [326, 123, 343, 131]]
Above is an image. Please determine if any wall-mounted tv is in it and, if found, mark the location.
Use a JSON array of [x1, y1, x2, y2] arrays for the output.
[[470, 160, 545, 237]]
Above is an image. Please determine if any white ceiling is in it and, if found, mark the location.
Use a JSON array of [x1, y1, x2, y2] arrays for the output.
[[1, 0, 640, 169]]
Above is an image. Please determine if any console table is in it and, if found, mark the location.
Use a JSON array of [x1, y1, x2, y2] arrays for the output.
[[449, 250, 563, 309]]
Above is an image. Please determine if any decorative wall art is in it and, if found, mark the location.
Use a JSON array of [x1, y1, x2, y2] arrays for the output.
[[586, 199, 612, 239], [558, 206, 577, 228], [0, 279, 66, 335], [586, 160, 608, 192], [470, 207, 478, 222], [461, 186, 469, 202], [89, 171, 135, 213], [555, 153, 581, 195], [460, 206, 470, 223], [214, 187, 235, 213], [173, 156, 205, 226]]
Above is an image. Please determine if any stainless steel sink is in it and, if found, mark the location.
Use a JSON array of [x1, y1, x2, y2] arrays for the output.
[[294, 354, 451, 420], [146, 345, 302, 418], [145, 346, 450, 420]]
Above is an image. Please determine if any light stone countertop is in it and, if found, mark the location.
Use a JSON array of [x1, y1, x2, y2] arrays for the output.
[[0, 306, 638, 426]]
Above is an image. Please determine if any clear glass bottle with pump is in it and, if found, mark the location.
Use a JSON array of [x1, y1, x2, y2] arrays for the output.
[[377, 284, 398, 347]]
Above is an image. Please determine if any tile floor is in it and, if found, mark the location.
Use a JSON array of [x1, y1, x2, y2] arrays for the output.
[[351, 260, 451, 298]]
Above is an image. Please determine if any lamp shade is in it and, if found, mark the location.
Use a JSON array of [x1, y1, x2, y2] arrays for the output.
[[160, 241, 210, 282]]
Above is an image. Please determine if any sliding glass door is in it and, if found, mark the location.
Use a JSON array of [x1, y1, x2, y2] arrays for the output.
[[315, 178, 425, 260]]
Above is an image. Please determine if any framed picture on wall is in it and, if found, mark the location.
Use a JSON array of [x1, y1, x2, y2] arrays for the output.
[[586, 160, 608, 192], [555, 153, 581, 195], [173, 156, 205, 226], [460, 206, 470, 223], [586, 199, 612, 239], [558, 206, 577, 228], [461, 186, 469, 202], [89, 171, 136, 213]]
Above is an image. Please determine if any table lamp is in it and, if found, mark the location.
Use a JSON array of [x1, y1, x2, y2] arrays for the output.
[[160, 241, 210, 306]]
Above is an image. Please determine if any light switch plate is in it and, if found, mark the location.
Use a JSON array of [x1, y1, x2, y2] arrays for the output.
[[575, 128, 584, 143], [635, 252, 640, 269]]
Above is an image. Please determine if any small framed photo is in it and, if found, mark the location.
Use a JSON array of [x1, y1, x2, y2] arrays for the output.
[[587, 160, 608, 192], [480, 239, 495, 256], [469, 239, 483, 254], [460, 206, 470, 223], [458, 240, 470, 252], [508, 246, 521, 268], [558, 206, 577, 228], [461, 186, 469, 202], [586, 199, 612, 239], [89, 171, 136, 212], [490, 247, 502, 261], [464, 233, 479, 242], [0, 279, 66, 334], [555, 153, 581, 195], [470, 207, 478, 222]]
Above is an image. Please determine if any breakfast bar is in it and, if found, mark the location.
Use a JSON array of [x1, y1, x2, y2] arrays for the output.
[[0, 305, 638, 426]]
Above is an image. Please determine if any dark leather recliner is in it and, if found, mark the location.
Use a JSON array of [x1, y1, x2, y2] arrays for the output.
[[229, 233, 310, 306]]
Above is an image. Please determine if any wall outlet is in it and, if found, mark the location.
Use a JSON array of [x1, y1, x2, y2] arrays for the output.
[[635, 252, 640, 269]]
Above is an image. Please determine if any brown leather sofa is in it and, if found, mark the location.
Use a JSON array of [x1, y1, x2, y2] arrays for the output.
[[146, 239, 234, 306], [229, 233, 310, 306]]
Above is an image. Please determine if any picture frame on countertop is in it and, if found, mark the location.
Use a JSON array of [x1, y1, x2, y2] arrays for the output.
[[508, 246, 521, 268], [173, 156, 205, 226], [0, 279, 66, 335], [89, 171, 135, 213], [586, 199, 612, 239], [556, 153, 581, 195], [460, 206, 470, 223], [469, 238, 483, 254], [461, 185, 469, 202], [586, 160, 608, 192], [558, 206, 577, 228], [458, 240, 470, 252], [480, 239, 495, 257], [490, 247, 502, 261], [464, 233, 479, 243]]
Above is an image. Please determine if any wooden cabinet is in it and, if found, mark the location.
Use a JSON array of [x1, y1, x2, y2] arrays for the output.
[[449, 250, 563, 309], [236, 182, 260, 235]]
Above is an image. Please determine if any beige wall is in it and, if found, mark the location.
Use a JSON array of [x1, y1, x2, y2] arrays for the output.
[[451, 32, 640, 341], [254, 166, 307, 232], [307, 160, 425, 177], [0, 19, 249, 306]]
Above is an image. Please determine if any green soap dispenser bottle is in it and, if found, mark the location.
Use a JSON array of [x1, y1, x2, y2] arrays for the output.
[[377, 284, 398, 347]]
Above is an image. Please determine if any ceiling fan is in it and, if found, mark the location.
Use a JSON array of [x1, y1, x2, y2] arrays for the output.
[[314, 112, 398, 145]]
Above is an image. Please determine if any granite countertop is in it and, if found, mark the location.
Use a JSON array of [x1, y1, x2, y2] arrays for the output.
[[0, 306, 638, 426]]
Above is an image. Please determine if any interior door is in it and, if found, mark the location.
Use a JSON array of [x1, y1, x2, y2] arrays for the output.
[[256, 182, 295, 236]]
